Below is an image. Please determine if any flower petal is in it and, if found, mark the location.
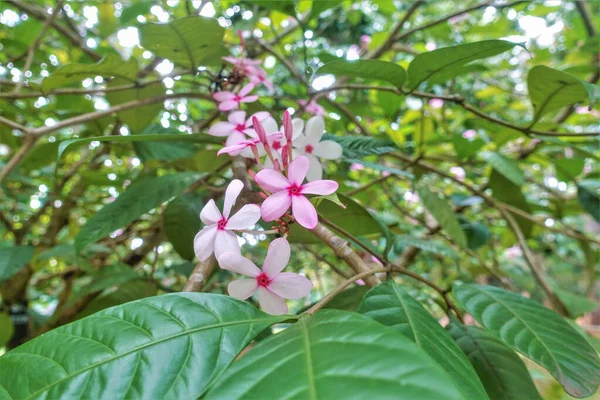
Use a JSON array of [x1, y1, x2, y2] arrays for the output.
[[261, 116, 279, 134], [218, 101, 239, 111], [217, 251, 260, 277], [260, 191, 292, 222], [301, 179, 338, 195], [240, 95, 259, 103], [255, 169, 290, 192], [223, 179, 244, 218], [313, 140, 343, 160], [247, 111, 271, 126], [214, 230, 240, 259], [305, 154, 323, 182], [292, 134, 309, 150], [228, 110, 246, 125], [269, 272, 312, 299], [225, 131, 246, 147], [292, 195, 318, 229], [194, 225, 217, 261], [288, 155, 310, 185], [212, 91, 235, 101], [262, 237, 291, 279], [227, 278, 258, 300], [226, 204, 261, 230], [238, 83, 255, 97], [200, 199, 222, 225], [292, 118, 305, 140], [208, 121, 235, 137], [257, 287, 288, 315], [305, 116, 325, 143]]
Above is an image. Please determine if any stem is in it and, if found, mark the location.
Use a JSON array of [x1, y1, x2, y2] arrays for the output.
[[183, 256, 217, 292]]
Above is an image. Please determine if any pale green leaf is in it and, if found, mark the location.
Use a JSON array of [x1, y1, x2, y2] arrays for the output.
[[318, 60, 407, 89]]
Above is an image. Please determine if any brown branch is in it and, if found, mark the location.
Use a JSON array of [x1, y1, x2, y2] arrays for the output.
[[0, 116, 29, 132], [0, 135, 38, 185], [183, 256, 217, 292]]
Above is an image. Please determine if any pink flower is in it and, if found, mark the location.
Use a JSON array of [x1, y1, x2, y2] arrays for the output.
[[247, 66, 275, 92], [217, 132, 283, 157], [293, 115, 342, 181], [462, 129, 477, 140], [212, 83, 258, 112], [194, 180, 261, 261], [222, 56, 262, 70], [298, 99, 326, 116], [255, 155, 338, 229], [208, 111, 271, 147], [429, 98, 444, 109], [218, 237, 312, 315]]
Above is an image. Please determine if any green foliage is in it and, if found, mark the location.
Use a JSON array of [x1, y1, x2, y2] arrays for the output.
[[447, 323, 542, 400], [206, 310, 466, 399], [163, 193, 203, 261], [318, 60, 406, 89], [0, 246, 34, 283], [417, 184, 467, 248], [453, 283, 600, 398], [359, 282, 489, 400], [0, 313, 14, 347]]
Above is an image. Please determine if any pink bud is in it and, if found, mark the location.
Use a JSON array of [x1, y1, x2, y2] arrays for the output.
[[283, 110, 293, 142], [281, 146, 290, 171], [253, 116, 268, 144], [273, 158, 282, 172]]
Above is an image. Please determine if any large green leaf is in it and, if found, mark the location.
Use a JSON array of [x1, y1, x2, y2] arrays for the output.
[[0, 312, 14, 347], [480, 152, 524, 186], [394, 234, 459, 258], [76, 281, 155, 320], [163, 193, 203, 261], [488, 169, 532, 237], [42, 54, 138, 93], [139, 16, 227, 70], [57, 134, 221, 163], [417, 185, 467, 248], [453, 283, 600, 398], [359, 282, 489, 400], [288, 194, 384, 243], [0, 293, 284, 399], [106, 78, 164, 133], [447, 323, 542, 400], [206, 310, 465, 399], [407, 40, 518, 90], [75, 173, 201, 252], [528, 66, 595, 123], [0, 246, 34, 283], [317, 60, 406, 89]]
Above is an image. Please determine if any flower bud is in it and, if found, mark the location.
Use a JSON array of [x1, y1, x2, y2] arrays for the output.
[[253, 116, 268, 144], [283, 110, 293, 142]]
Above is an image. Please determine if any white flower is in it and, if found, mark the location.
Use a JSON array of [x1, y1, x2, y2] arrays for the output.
[[293, 116, 342, 181], [194, 180, 260, 261]]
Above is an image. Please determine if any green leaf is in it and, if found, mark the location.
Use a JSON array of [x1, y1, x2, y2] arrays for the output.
[[42, 54, 138, 93], [452, 136, 486, 160], [76, 281, 156, 319], [417, 185, 467, 248], [488, 170, 532, 237], [309, 0, 339, 20], [0, 293, 285, 399], [18, 142, 59, 172], [0, 312, 14, 347], [0, 246, 34, 283], [579, 79, 600, 108], [394, 234, 459, 258], [317, 60, 406, 89], [461, 221, 491, 250], [447, 323, 542, 400], [133, 127, 198, 162], [206, 310, 465, 399], [577, 182, 599, 222], [427, 64, 490, 87], [75, 173, 201, 252], [407, 40, 519, 90], [57, 134, 221, 164], [553, 287, 600, 319], [288, 194, 384, 243], [139, 16, 228, 70], [481, 152, 524, 186], [527, 66, 594, 123], [453, 283, 600, 398], [163, 193, 203, 261], [323, 134, 397, 158], [245, 0, 296, 16], [106, 78, 164, 133], [359, 282, 489, 400]]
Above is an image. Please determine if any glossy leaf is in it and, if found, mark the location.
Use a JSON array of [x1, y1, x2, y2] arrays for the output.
[[318, 60, 407, 89], [0, 293, 285, 399], [417, 185, 467, 248], [481, 152, 524, 186], [75, 173, 201, 252], [42, 54, 138, 93], [407, 40, 518, 90], [206, 310, 465, 399], [106, 78, 164, 133], [453, 283, 600, 398], [359, 282, 489, 400], [527, 66, 594, 123], [139, 16, 227, 69], [163, 193, 203, 261], [0, 246, 34, 283], [447, 323, 542, 400], [76, 281, 157, 320], [288, 194, 384, 243]]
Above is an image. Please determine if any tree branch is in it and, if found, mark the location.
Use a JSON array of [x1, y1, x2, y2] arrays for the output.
[[183, 256, 217, 292]]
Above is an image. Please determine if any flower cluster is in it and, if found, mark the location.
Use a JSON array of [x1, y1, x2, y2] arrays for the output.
[[194, 50, 343, 315]]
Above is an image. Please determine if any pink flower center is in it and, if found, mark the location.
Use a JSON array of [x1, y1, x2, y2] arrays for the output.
[[233, 95, 242, 102], [305, 144, 314, 154], [217, 218, 228, 230], [256, 272, 271, 287], [272, 140, 282, 150], [288, 183, 303, 197], [235, 123, 246, 133]]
